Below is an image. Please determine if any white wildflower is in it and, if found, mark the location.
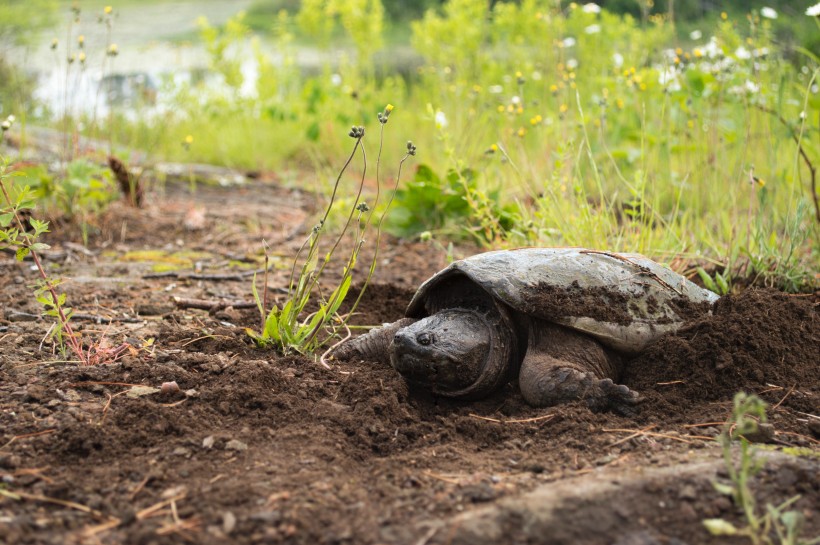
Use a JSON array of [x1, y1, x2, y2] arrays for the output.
[[562, 37, 576, 48], [689, 29, 702, 40], [330, 73, 342, 86], [735, 46, 752, 60], [808, 2, 820, 16], [585, 24, 601, 34], [613, 52, 624, 68], [582, 3, 601, 14], [511, 95, 521, 105], [566, 58, 579, 70], [434, 110, 448, 129], [761, 7, 777, 19], [488, 84, 503, 94], [703, 37, 723, 58], [659, 67, 681, 92]]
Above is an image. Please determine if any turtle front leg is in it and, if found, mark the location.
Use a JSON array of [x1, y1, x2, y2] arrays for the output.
[[518, 321, 642, 415], [332, 318, 417, 362]]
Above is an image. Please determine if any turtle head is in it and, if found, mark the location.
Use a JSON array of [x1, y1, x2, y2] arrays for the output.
[[390, 308, 514, 399]]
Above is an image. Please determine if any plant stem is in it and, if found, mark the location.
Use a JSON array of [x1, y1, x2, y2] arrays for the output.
[[0, 178, 86, 364]]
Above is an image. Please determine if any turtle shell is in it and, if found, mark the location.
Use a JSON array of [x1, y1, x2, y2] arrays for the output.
[[406, 248, 719, 354]]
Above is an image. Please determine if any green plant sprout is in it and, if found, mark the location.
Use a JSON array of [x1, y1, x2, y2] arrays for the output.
[[0, 140, 86, 364], [246, 105, 415, 355], [703, 392, 820, 545]]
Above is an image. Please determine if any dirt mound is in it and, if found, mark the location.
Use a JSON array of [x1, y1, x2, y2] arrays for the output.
[[625, 289, 819, 416]]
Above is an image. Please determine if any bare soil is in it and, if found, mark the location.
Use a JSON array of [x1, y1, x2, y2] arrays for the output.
[[0, 179, 818, 545]]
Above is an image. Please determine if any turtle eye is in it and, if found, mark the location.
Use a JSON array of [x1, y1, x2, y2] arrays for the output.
[[416, 332, 435, 346]]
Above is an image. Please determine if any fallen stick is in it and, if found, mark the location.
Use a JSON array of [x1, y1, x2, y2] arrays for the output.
[[144, 269, 262, 281], [468, 413, 556, 424], [172, 296, 256, 311]]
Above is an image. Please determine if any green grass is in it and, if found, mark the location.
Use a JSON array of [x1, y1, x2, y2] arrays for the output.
[[20, 1, 820, 291]]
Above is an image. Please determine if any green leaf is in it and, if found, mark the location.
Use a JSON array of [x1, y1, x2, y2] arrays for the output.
[[697, 267, 718, 293], [0, 212, 13, 226], [263, 306, 281, 342], [712, 482, 735, 496], [29, 242, 51, 252], [15, 247, 29, 261], [702, 519, 738, 536]]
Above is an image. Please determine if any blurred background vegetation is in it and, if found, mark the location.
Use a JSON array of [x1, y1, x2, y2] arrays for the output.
[[0, 0, 818, 291]]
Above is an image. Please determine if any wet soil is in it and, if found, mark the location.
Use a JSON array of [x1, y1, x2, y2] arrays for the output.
[[0, 179, 818, 545]]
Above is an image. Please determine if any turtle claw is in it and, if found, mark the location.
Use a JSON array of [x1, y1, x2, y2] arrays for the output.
[[586, 378, 643, 415]]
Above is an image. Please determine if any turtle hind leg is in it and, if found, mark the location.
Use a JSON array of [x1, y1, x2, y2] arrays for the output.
[[518, 321, 642, 415]]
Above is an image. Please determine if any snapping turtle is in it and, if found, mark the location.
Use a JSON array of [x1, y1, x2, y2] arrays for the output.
[[335, 248, 719, 413]]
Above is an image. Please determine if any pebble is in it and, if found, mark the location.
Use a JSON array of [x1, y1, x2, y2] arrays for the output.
[[223, 511, 237, 534], [677, 484, 698, 500], [202, 436, 215, 449], [225, 439, 248, 452]]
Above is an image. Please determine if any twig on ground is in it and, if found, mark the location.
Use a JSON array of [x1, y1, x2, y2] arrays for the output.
[[656, 380, 686, 386], [422, 471, 461, 485], [0, 428, 57, 451], [0, 489, 117, 522], [172, 296, 256, 312], [468, 413, 556, 424], [602, 428, 712, 444], [607, 424, 657, 447], [771, 384, 796, 410], [129, 475, 151, 500], [144, 270, 263, 281]]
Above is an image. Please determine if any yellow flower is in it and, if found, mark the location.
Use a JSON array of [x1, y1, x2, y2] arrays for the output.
[[78, 51, 86, 63], [516, 106, 524, 114], [184, 135, 194, 145], [616, 98, 624, 109], [559, 103, 568, 113], [639, 82, 647, 91], [687, 119, 694, 129], [385, 104, 394, 113], [753, 176, 765, 187], [674, 56, 680, 64], [550, 84, 558, 94], [78, 35, 85, 47], [107, 43, 119, 56], [472, 84, 481, 93], [497, 105, 505, 113], [570, 81, 577, 89], [104, 6, 112, 14], [675, 47, 683, 55], [720, 11, 727, 20], [490, 144, 498, 152], [515, 71, 523, 78], [517, 127, 527, 137], [694, 48, 703, 58]]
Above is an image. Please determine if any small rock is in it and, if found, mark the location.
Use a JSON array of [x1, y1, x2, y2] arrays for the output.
[[202, 436, 215, 449], [172, 447, 191, 457], [223, 511, 237, 534], [678, 484, 697, 500], [160, 381, 180, 394], [741, 423, 775, 444], [185, 389, 199, 398], [225, 439, 248, 452]]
